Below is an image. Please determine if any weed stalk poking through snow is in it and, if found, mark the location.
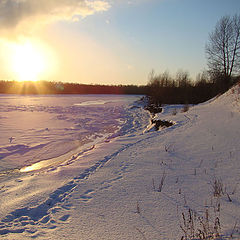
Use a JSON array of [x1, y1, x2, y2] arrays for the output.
[[158, 171, 166, 192], [212, 178, 223, 197], [136, 201, 140, 214]]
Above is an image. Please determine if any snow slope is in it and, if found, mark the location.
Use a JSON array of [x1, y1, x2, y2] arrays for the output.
[[0, 84, 240, 239]]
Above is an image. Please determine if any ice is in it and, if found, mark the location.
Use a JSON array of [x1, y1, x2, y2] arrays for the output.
[[0, 94, 146, 172]]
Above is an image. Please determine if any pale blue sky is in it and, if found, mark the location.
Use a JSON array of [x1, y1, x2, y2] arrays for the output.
[[50, 0, 240, 85], [0, 0, 240, 85]]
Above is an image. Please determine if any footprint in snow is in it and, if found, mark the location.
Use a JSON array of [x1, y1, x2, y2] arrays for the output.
[[39, 215, 50, 224], [79, 189, 94, 202], [59, 214, 70, 222], [15, 179, 23, 183]]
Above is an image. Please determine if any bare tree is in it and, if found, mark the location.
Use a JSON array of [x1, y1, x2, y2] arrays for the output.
[[206, 14, 240, 80], [176, 70, 191, 88]]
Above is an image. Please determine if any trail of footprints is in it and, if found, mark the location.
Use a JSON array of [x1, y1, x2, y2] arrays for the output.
[[78, 161, 133, 202], [0, 150, 134, 237], [0, 208, 71, 238]]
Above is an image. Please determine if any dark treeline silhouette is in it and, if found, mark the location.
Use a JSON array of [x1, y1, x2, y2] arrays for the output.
[[147, 70, 239, 105], [0, 80, 147, 95], [0, 70, 239, 105]]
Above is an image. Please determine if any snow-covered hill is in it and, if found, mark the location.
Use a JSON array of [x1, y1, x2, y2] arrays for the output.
[[0, 84, 240, 239]]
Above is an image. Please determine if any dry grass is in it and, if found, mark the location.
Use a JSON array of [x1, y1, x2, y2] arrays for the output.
[[158, 171, 166, 192], [212, 179, 224, 197], [152, 171, 167, 193], [180, 208, 222, 240], [136, 201, 140, 214]]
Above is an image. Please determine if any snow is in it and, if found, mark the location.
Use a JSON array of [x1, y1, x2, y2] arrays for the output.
[[0, 84, 240, 239]]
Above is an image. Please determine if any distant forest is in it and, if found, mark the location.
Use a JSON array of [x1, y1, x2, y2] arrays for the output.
[[0, 80, 147, 95], [0, 73, 239, 105]]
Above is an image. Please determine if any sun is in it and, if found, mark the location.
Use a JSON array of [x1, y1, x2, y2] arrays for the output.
[[10, 40, 49, 81]]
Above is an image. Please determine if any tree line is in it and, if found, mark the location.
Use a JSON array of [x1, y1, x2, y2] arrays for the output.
[[148, 14, 240, 105], [0, 80, 147, 95], [147, 70, 239, 105]]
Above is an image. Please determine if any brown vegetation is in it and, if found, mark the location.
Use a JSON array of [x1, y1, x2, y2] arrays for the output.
[[0, 80, 147, 95]]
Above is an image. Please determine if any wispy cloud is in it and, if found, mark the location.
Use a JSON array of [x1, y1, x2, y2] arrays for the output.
[[0, 0, 110, 33]]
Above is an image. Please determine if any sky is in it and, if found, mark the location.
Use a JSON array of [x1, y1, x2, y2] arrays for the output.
[[0, 0, 239, 85]]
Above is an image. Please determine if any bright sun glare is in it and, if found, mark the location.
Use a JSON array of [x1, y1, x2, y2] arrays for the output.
[[10, 41, 50, 81]]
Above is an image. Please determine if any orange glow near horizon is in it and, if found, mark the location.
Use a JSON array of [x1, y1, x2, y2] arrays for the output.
[[4, 39, 57, 82], [11, 41, 46, 81]]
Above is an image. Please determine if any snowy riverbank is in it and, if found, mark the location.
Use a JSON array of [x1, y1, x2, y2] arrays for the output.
[[0, 85, 240, 239]]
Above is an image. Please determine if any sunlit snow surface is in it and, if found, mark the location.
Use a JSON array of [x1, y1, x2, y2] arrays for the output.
[[0, 94, 148, 172], [1, 86, 240, 240]]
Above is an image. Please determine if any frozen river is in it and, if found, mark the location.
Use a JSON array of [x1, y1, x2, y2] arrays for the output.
[[0, 94, 149, 173]]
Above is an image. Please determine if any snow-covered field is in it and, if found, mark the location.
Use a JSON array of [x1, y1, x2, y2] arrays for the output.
[[0, 85, 240, 239]]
